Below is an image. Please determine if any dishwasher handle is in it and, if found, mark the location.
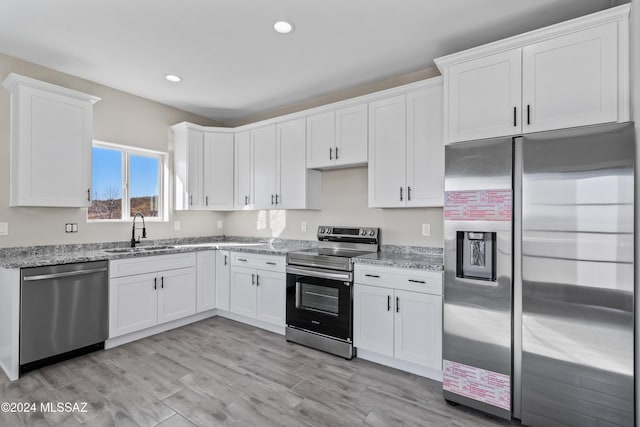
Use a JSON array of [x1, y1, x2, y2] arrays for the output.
[[23, 267, 108, 282]]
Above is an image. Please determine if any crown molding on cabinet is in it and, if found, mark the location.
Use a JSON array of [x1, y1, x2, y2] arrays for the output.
[[2, 72, 101, 104]]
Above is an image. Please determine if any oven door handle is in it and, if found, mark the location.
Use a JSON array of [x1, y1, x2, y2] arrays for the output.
[[286, 265, 352, 283]]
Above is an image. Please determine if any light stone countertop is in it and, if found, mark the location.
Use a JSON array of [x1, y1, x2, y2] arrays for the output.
[[353, 244, 444, 271]]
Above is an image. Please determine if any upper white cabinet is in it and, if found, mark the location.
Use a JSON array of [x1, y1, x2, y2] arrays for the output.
[[368, 79, 444, 208], [252, 119, 321, 210], [435, 5, 630, 143], [172, 123, 234, 210], [306, 103, 368, 169], [234, 131, 253, 209], [2, 73, 100, 207]]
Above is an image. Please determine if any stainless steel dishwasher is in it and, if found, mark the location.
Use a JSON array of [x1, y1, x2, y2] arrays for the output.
[[20, 260, 108, 373]]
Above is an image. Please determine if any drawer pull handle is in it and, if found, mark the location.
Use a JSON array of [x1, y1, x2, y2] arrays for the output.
[[252, 274, 255, 285], [266, 262, 276, 266], [396, 296, 400, 313], [408, 279, 426, 284], [387, 295, 391, 311], [238, 258, 248, 262], [256, 274, 260, 286], [365, 274, 380, 278]]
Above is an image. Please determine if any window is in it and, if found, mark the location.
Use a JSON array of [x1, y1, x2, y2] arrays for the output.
[[88, 141, 167, 221]]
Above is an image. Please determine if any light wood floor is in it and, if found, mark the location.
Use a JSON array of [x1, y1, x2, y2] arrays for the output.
[[0, 316, 517, 426]]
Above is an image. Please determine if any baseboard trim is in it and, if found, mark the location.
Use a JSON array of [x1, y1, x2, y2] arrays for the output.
[[216, 311, 285, 335], [356, 348, 443, 381]]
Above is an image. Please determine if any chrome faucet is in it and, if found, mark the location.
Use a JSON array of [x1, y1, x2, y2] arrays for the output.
[[131, 213, 147, 247]]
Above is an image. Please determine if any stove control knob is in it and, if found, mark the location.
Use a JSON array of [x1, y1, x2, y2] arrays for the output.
[[369, 230, 375, 236], [325, 228, 331, 234], [360, 230, 367, 236]]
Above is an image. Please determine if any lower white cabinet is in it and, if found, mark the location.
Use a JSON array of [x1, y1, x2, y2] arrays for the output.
[[109, 253, 197, 338], [229, 253, 286, 327], [196, 251, 216, 313], [354, 265, 443, 374], [215, 250, 231, 311]]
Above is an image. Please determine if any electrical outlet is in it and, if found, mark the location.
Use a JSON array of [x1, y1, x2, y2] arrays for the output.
[[174, 221, 181, 231], [72, 223, 78, 232], [422, 224, 431, 236], [217, 220, 223, 229], [65, 223, 78, 233], [301, 221, 307, 232], [0, 222, 8, 236]]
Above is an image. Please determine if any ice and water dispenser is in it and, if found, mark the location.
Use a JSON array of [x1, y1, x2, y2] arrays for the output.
[[456, 231, 497, 281]]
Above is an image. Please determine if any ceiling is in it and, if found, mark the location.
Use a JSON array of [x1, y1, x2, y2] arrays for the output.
[[0, 0, 625, 125]]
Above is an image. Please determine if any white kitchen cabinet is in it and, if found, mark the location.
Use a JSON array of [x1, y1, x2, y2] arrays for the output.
[[229, 253, 286, 328], [252, 119, 321, 210], [203, 132, 234, 209], [2, 73, 100, 207], [436, 6, 630, 143], [234, 131, 253, 209], [172, 122, 234, 210], [306, 103, 368, 169], [368, 80, 444, 208], [196, 250, 216, 313], [109, 253, 197, 338], [215, 250, 231, 311], [354, 264, 443, 376]]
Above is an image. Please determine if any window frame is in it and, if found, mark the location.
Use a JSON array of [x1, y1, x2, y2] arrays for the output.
[[89, 140, 169, 222]]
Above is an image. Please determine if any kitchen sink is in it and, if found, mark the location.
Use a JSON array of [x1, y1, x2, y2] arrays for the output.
[[104, 245, 176, 254]]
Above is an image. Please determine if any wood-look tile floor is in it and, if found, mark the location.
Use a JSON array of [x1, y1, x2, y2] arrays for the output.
[[0, 317, 518, 426]]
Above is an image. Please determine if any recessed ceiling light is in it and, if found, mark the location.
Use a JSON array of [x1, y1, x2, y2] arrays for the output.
[[273, 21, 294, 34], [165, 74, 182, 83]]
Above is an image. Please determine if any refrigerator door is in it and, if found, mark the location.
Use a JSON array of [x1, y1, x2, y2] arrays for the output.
[[521, 123, 635, 427], [443, 137, 513, 419]]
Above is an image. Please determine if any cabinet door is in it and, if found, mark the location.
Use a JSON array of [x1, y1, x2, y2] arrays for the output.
[[14, 86, 93, 207], [277, 118, 307, 209], [109, 272, 158, 338], [252, 125, 277, 209], [368, 95, 407, 208], [157, 267, 197, 324], [234, 131, 253, 209], [522, 22, 618, 133], [406, 85, 444, 207], [394, 290, 442, 370], [353, 284, 394, 357], [306, 111, 335, 169], [335, 103, 368, 167], [215, 251, 231, 311], [256, 270, 286, 326], [186, 128, 204, 209], [230, 266, 257, 318], [203, 132, 234, 210], [447, 49, 522, 143], [196, 251, 216, 313]]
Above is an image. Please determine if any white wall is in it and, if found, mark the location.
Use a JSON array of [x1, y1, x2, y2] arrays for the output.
[[224, 167, 444, 247], [0, 53, 224, 248]]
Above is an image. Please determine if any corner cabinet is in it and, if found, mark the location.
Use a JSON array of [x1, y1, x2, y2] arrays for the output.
[[306, 103, 368, 169], [2, 73, 100, 207], [354, 264, 443, 380], [368, 79, 444, 208], [172, 123, 235, 210], [436, 5, 630, 143], [234, 131, 253, 209]]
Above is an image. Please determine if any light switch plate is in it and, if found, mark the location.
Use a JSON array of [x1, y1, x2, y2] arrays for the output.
[[217, 220, 223, 229], [301, 221, 307, 232], [422, 224, 431, 236], [0, 222, 8, 236], [174, 221, 181, 231]]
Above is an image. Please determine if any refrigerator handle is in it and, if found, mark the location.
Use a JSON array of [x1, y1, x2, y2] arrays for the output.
[[513, 137, 523, 419]]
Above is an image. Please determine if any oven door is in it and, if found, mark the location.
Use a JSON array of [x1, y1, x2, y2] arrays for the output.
[[286, 265, 353, 341]]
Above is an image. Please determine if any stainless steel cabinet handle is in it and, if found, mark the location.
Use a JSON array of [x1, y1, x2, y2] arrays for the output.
[[161, 276, 164, 289], [154, 277, 157, 290], [275, 194, 279, 205], [271, 194, 275, 205], [87, 188, 91, 202], [256, 274, 260, 286], [238, 258, 247, 262], [244, 195, 249, 205], [400, 187, 403, 201], [189, 195, 193, 205], [365, 274, 380, 278], [329, 147, 333, 160], [527, 104, 531, 125], [266, 261, 276, 266], [513, 106, 517, 127], [408, 279, 426, 284], [205, 196, 209, 206], [396, 296, 400, 313], [224, 255, 228, 265], [335, 146, 339, 159], [387, 295, 391, 311], [251, 273, 255, 285], [407, 186, 411, 201], [23, 267, 108, 281]]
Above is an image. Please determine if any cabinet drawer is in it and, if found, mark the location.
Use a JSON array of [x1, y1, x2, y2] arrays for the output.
[[110, 252, 197, 278], [355, 264, 442, 296], [230, 252, 285, 272]]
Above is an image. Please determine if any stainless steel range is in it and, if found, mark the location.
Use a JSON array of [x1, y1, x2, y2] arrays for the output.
[[286, 225, 380, 359]]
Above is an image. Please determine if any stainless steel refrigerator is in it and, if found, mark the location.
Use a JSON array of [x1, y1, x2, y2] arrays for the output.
[[442, 123, 635, 426]]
